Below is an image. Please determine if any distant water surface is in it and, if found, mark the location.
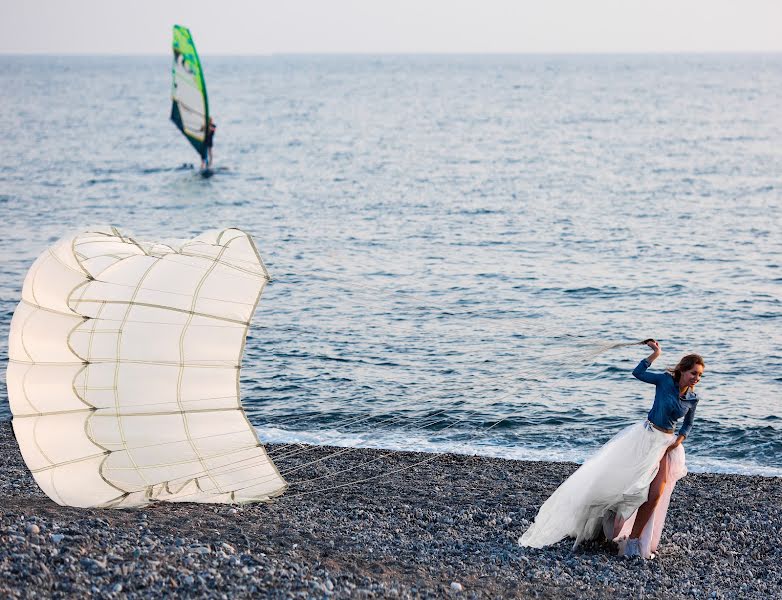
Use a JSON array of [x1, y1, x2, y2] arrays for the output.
[[1, 54, 780, 476]]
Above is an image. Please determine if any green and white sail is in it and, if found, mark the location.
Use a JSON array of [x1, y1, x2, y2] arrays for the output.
[[170, 25, 210, 160]]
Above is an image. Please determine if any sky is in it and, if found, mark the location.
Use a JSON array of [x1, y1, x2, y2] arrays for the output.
[[1, 0, 781, 55]]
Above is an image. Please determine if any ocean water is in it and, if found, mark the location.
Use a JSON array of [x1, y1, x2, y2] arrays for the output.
[[1, 54, 780, 476]]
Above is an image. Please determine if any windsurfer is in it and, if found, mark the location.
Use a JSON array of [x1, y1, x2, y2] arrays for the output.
[[202, 117, 216, 169]]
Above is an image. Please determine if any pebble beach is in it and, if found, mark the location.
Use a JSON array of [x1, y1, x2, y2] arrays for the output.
[[1, 420, 780, 599]]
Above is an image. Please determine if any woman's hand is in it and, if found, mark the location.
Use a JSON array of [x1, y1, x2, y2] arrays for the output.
[[644, 338, 661, 362], [666, 434, 685, 452]]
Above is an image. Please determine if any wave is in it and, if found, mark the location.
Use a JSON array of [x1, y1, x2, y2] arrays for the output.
[[254, 423, 782, 478]]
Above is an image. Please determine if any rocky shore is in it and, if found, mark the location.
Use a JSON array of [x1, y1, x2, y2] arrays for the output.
[[1, 420, 780, 599]]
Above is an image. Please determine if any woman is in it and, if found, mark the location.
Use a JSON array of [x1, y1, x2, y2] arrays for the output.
[[520, 340, 704, 558]]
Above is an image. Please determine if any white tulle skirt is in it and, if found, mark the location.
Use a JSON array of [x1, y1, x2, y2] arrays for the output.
[[520, 421, 686, 558]]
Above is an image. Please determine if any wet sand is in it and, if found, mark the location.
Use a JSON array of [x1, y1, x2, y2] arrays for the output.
[[1, 420, 779, 599]]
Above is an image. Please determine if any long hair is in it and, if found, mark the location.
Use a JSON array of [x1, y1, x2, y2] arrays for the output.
[[667, 354, 705, 383]]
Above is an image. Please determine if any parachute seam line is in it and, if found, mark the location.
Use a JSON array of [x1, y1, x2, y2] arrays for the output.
[[68, 299, 251, 326], [109, 257, 160, 491], [19, 298, 88, 319], [7, 358, 238, 367], [19, 364, 39, 415], [229, 232, 287, 492], [93, 427, 252, 451], [239, 229, 273, 281], [77, 238, 258, 292], [77, 245, 261, 282], [28, 253, 41, 308], [31, 450, 111, 473], [76, 303, 102, 413], [68, 279, 92, 317], [16, 300, 38, 363], [173, 251, 270, 279], [107, 443, 269, 472], [70, 278, 258, 308], [144, 450, 279, 495], [64, 316, 246, 329], [71, 393, 237, 405], [48, 469, 67, 506], [70, 363, 96, 412], [74, 249, 136, 267], [73, 228, 270, 282], [71, 234, 101, 278], [30, 415, 57, 472], [90, 407, 243, 418], [166, 478, 196, 496], [46, 245, 88, 277], [126, 236, 151, 256], [14, 407, 95, 419], [99, 493, 130, 509], [176, 241, 232, 495]]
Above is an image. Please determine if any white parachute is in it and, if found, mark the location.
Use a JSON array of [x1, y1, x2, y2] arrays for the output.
[[6, 227, 287, 508]]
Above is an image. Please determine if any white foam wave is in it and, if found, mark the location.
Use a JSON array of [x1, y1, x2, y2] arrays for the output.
[[255, 426, 782, 478]]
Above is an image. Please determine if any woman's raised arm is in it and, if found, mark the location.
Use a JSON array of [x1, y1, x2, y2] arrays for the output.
[[632, 339, 665, 384]]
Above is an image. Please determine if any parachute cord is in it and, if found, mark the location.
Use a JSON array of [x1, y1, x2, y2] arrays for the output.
[[82, 265, 603, 343], [166, 359, 557, 503], [284, 417, 469, 488], [153, 413, 463, 501], [286, 416, 511, 499], [205, 401, 520, 502], [164, 416, 469, 503], [119, 335, 650, 503], [257, 339, 652, 495], [254, 337, 638, 439], [267, 409, 451, 460]]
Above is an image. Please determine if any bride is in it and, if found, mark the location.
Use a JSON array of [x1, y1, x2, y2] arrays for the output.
[[520, 340, 704, 558]]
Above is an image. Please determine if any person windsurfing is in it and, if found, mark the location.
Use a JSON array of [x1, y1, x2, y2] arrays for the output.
[[202, 117, 216, 169]]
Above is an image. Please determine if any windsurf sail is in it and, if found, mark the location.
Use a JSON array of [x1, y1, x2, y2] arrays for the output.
[[170, 25, 210, 160]]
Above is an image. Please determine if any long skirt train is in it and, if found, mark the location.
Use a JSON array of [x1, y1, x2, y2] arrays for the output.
[[520, 421, 686, 557]]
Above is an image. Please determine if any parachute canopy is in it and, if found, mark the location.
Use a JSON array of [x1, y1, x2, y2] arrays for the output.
[[171, 25, 210, 159], [7, 227, 286, 508]]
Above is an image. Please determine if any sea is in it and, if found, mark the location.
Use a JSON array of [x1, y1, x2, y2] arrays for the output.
[[1, 54, 780, 476]]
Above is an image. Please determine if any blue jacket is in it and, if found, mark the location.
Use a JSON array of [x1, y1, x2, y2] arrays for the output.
[[632, 359, 698, 438]]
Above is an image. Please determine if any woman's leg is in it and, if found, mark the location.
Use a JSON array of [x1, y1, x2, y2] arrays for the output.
[[630, 452, 669, 539]]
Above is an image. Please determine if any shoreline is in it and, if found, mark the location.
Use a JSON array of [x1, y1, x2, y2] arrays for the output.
[[1, 420, 780, 598]]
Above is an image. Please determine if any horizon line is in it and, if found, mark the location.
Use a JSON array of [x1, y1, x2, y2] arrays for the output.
[[2, 50, 782, 57]]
